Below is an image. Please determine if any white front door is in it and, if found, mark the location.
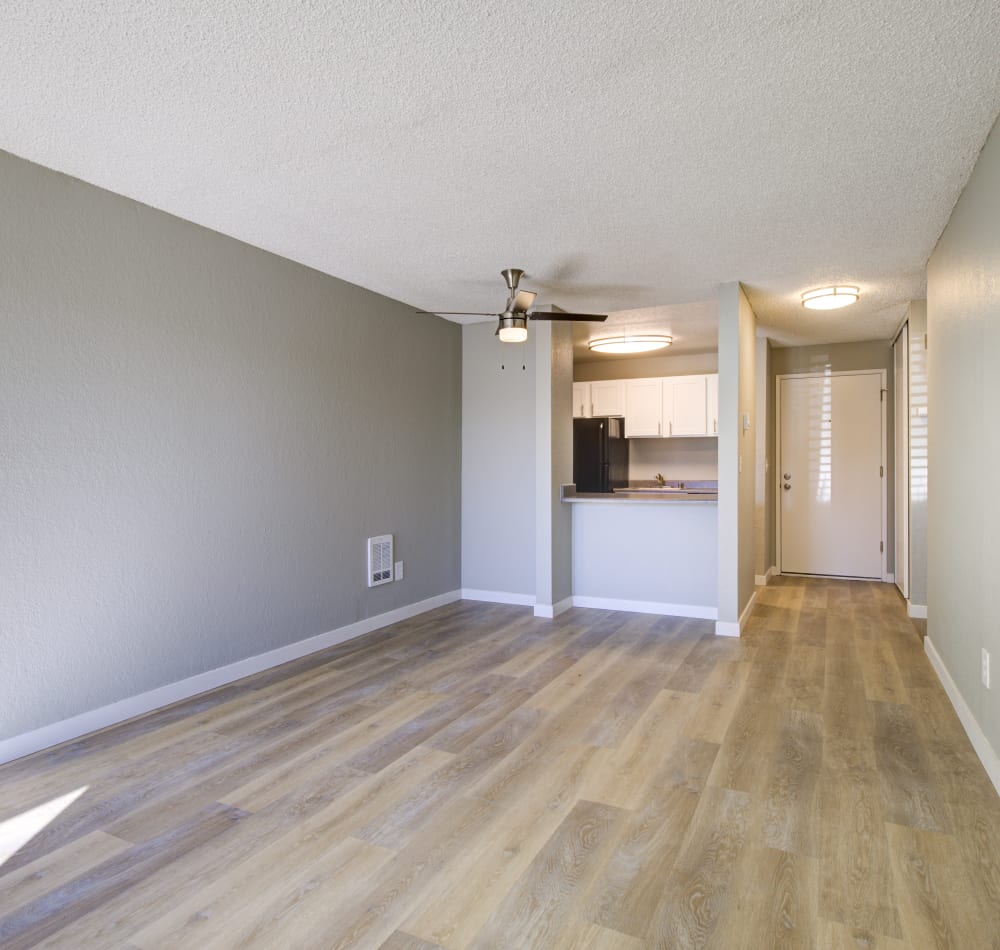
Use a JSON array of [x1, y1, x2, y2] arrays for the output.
[[779, 372, 884, 579]]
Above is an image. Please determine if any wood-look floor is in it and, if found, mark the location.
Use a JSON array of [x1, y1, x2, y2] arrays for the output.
[[2, 577, 999, 949]]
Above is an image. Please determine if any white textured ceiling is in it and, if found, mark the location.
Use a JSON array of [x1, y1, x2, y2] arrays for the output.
[[3, 2, 999, 346]]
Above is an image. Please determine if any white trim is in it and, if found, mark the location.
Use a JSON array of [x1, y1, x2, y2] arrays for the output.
[[0, 590, 462, 766], [925, 637, 1000, 797], [716, 588, 758, 637], [533, 596, 574, 619], [460, 588, 535, 607], [775, 370, 888, 582], [907, 602, 928, 619], [755, 565, 778, 587], [570, 595, 716, 620]]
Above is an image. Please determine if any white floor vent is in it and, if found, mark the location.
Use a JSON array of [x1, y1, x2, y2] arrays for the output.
[[367, 535, 394, 587]]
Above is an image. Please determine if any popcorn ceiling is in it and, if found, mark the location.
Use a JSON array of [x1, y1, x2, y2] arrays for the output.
[[2, 0, 998, 345]]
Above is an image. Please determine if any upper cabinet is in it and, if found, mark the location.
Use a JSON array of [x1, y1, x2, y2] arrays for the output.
[[707, 374, 719, 435], [573, 379, 627, 418], [664, 375, 710, 436], [574, 372, 719, 437], [590, 379, 626, 417], [624, 378, 663, 437]]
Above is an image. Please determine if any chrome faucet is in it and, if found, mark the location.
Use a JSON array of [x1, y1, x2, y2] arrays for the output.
[[655, 472, 665, 486]]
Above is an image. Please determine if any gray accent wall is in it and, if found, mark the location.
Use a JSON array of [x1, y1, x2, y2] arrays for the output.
[[926, 115, 1000, 756], [770, 340, 895, 575], [461, 323, 536, 597], [1, 149, 461, 741]]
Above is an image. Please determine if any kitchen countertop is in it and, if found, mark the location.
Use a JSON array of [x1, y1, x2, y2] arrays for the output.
[[561, 485, 718, 504]]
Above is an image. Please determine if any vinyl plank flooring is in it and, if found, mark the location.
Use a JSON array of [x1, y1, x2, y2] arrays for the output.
[[468, 799, 626, 950], [1, 585, 996, 948], [644, 785, 753, 948]]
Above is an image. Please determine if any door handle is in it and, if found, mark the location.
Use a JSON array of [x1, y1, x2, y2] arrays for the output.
[[783, 473, 791, 480], [783, 484, 791, 490]]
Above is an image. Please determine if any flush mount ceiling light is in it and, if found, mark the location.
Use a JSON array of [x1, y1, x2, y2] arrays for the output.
[[801, 286, 860, 310], [588, 334, 673, 354]]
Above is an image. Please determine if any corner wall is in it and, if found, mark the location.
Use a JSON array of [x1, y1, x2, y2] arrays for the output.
[[717, 283, 757, 633], [461, 324, 536, 599], [1, 149, 462, 743], [926, 115, 1000, 776]]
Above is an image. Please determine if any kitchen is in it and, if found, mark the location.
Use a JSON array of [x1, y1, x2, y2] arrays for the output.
[[564, 303, 722, 621]]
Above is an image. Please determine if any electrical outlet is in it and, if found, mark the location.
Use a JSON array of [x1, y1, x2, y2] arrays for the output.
[[983, 648, 991, 689], [395, 560, 403, 581]]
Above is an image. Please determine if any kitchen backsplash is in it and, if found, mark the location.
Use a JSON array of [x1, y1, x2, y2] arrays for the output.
[[629, 436, 719, 481]]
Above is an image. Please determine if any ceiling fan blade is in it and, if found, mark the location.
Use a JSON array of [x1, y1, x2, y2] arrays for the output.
[[529, 312, 608, 322], [414, 310, 499, 315], [512, 290, 537, 312]]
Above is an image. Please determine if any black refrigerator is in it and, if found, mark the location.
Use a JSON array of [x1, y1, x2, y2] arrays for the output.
[[573, 416, 629, 493]]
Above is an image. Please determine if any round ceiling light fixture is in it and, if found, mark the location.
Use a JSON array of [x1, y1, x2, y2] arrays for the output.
[[588, 334, 673, 354], [496, 313, 528, 343], [801, 286, 860, 310]]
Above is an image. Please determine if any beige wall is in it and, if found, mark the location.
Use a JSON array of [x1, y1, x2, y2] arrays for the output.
[[717, 283, 757, 629], [926, 114, 1000, 758], [629, 438, 718, 481], [574, 351, 718, 381]]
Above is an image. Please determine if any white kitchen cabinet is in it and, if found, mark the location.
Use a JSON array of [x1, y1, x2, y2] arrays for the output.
[[573, 382, 590, 418], [707, 374, 719, 435], [665, 375, 708, 436], [624, 378, 663, 437], [590, 379, 625, 417]]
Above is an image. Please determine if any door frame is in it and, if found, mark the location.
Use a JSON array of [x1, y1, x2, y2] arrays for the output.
[[893, 325, 909, 598], [775, 369, 888, 582]]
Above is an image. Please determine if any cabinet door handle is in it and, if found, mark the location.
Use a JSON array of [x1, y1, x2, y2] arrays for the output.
[[669, 421, 673, 436], [657, 422, 661, 435], [713, 418, 717, 433]]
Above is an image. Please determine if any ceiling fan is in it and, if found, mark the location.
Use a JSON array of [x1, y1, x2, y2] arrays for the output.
[[418, 268, 608, 342]]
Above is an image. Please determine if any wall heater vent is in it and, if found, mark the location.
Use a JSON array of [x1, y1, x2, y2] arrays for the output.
[[367, 535, 394, 587]]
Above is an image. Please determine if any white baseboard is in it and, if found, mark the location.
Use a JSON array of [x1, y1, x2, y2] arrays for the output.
[[534, 596, 574, 619], [755, 566, 778, 587], [570, 595, 716, 621], [925, 636, 1000, 797], [0, 590, 462, 767], [715, 589, 758, 638], [460, 588, 535, 607], [885, 572, 895, 584], [908, 602, 928, 619]]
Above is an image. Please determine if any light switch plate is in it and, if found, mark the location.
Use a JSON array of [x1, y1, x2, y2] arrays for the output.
[[983, 648, 991, 689], [395, 560, 404, 581]]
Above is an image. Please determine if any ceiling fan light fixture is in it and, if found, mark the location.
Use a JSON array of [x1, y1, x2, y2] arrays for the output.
[[801, 286, 860, 310], [588, 334, 673, 354], [497, 313, 528, 343]]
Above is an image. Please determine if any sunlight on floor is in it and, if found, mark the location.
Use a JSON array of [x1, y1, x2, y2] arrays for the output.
[[0, 786, 88, 868]]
